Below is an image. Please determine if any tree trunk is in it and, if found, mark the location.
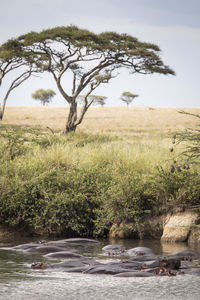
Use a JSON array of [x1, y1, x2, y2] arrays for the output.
[[64, 101, 78, 134], [0, 95, 8, 120]]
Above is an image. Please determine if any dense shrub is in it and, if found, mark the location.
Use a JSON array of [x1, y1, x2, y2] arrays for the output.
[[157, 166, 200, 209], [0, 125, 199, 238]]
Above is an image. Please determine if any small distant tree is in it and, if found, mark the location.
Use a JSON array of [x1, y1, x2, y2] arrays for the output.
[[32, 89, 56, 106], [78, 94, 107, 107], [120, 91, 139, 107], [93, 96, 107, 107]]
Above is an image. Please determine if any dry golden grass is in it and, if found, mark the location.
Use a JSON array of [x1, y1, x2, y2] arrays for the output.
[[2, 106, 200, 138]]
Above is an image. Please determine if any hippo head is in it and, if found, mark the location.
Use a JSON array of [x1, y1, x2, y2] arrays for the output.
[[31, 262, 47, 269]]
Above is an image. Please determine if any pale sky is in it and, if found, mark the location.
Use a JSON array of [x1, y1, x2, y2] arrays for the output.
[[1, 0, 200, 107]]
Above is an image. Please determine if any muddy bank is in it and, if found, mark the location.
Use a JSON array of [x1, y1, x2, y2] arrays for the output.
[[109, 209, 200, 243], [1, 209, 200, 243]]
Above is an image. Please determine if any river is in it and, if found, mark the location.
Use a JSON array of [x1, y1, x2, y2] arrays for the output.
[[0, 237, 200, 300]]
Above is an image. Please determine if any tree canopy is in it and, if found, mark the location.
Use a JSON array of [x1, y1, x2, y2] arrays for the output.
[[1, 25, 175, 132], [32, 89, 56, 106], [0, 40, 38, 119], [120, 91, 139, 107]]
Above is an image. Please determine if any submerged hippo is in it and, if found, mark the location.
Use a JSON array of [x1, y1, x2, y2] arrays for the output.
[[173, 250, 199, 260], [126, 247, 154, 256], [60, 238, 100, 245], [44, 251, 83, 260], [114, 271, 154, 277], [45, 241, 79, 249], [181, 268, 200, 276], [25, 246, 64, 255], [31, 258, 101, 270], [13, 243, 40, 250], [102, 244, 126, 255], [83, 265, 130, 275]]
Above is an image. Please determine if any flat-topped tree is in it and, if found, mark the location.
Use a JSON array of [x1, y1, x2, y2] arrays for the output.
[[121, 91, 139, 107], [16, 25, 175, 133], [78, 95, 107, 108], [0, 40, 38, 120], [93, 96, 107, 107], [32, 89, 56, 106]]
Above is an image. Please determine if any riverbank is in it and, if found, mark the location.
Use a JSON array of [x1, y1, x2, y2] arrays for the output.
[[0, 107, 199, 240]]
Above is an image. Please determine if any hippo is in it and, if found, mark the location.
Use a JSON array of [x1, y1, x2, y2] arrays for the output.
[[45, 241, 78, 249], [181, 268, 200, 276], [102, 244, 126, 255], [127, 255, 157, 263], [141, 259, 160, 269], [31, 258, 101, 270], [44, 251, 83, 260], [114, 271, 154, 277], [31, 262, 50, 269], [109, 261, 143, 269], [13, 243, 40, 250], [60, 238, 100, 245], [83, 265, 130, 275], [173, 250, 199, 260], [25, 246, 64, 255], [126, 247, 154, 256], [159, 256, 182, 269]]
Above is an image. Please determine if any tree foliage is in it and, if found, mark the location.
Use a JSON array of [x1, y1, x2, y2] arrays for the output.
[[1, 25, 175, 132], [0, 40, 38, 120], [120, 91, 139, 107], [93, 95, 107, 107], [32, 89, 56, 106], [78, 94, 107, 107], [173, 111, 200, 164]]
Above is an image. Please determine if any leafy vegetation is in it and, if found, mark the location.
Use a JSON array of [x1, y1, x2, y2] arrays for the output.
[[0, 122, 199, 238], [32, 89, 56, 106], [120, 91, 139, 107], [173, 111, 200, 164]]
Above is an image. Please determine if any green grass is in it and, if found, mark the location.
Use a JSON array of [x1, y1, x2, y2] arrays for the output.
[[0, 121, 199, 238]]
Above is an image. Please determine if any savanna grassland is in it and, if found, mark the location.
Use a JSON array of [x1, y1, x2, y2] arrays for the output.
[[0, 106, 200, 238]]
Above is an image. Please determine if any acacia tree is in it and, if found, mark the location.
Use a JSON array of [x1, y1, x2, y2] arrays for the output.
[[8, 25, 174, 133], [0, 40, 38, 120], [120, 91, 139, 107], [79, 95, 107, 107], [32, 89, 56, 106], [93, 96, 107, 107]]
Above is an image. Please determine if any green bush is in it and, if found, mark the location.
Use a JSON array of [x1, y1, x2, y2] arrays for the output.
[[0, 124, 199, 238], [157, 166, 200, 209], [94, 174, 157, 237]]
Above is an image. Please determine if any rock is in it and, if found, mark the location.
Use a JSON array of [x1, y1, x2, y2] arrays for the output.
[[161, 211, 199, 242], [188, 226, 200, 243]]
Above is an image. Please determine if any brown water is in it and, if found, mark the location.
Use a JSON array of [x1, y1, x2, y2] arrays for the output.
[[0, 238, 200, 300]]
